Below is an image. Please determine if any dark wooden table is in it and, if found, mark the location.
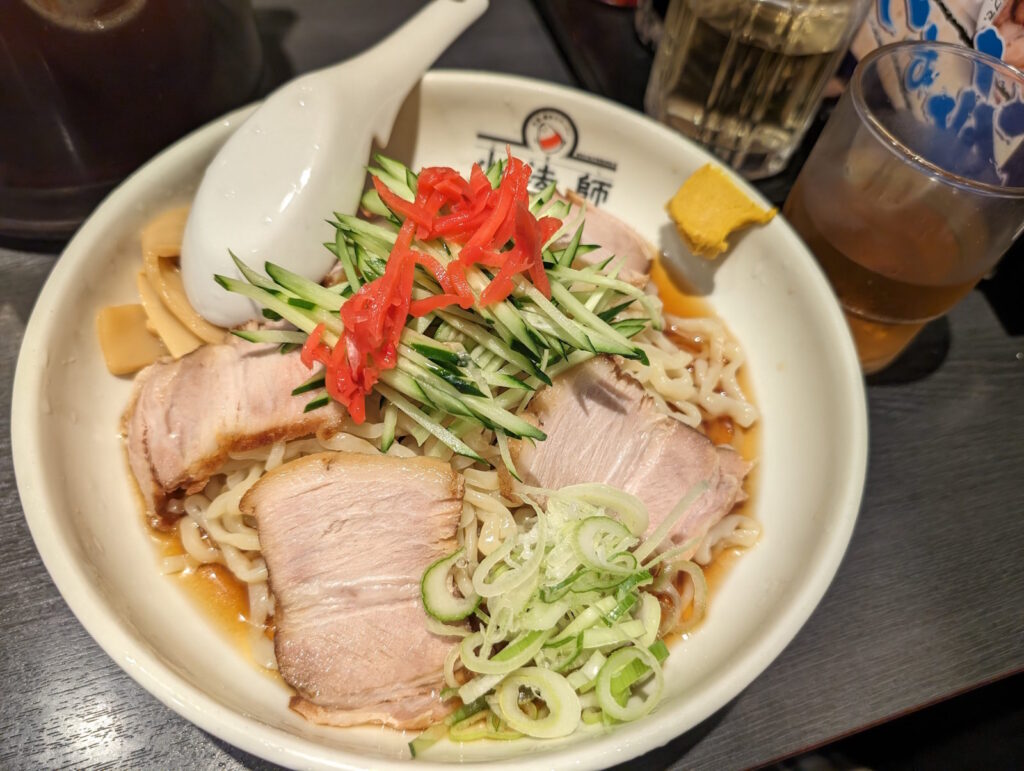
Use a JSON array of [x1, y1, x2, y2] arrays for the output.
[[2, 1, 1021, 769]]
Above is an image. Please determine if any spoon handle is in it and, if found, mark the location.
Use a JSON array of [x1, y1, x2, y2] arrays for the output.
[[342, 0, 489, 144]]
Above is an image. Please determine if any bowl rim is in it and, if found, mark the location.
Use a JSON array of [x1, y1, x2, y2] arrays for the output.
[[11, 69, 868, 770]]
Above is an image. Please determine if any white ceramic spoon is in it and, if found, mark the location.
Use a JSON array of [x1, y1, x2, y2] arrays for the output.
[[181, 0, 489, 327]]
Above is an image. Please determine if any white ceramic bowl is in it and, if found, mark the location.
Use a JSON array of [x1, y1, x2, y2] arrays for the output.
[[12, 71, 867, 770]]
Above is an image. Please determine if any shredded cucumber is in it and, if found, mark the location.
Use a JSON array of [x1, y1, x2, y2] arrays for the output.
[[264, 261, 345, 312], [421, 548, 480, 622], [231, 329, 308, 345], [219, 158, 659, 474], [290, 373, 325, 396], [302, 394, 329, 413], [529, 180, 557, 213]]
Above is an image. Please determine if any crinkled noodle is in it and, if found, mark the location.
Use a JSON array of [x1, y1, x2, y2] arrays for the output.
[[621, 313, 758, 430], [161, 308, 761, 669]]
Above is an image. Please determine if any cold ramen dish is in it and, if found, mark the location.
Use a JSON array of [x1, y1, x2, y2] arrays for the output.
[[111, 152, 762, 753]]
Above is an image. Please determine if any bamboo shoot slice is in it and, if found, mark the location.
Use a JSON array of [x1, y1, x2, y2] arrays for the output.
[[96, 304, 168, 375], [140, 206, 225, 344], [136, 272, 202, 358], [140, 205, 190, 258]]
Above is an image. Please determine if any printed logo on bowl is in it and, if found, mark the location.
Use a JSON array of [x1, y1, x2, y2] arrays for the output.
[[475, 107, 619, 206]]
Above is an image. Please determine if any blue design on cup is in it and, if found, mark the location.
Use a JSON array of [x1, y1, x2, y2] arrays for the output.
[[877, 0, 894, 32], [939, 98, 998, 184], [997, 101, 1024, 138], [907, 47, 939, 89], [907, 0, 931, 30], [926, 93, 956, 127], [950, 90, 978, 133], [976, 28, 1005, 61], [962, 103, 998, 184], [974, 29, 1004, 94], [917, 85, 1005, 186]]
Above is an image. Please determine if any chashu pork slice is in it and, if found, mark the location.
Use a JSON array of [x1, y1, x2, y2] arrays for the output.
[[513, 357, 749, 556], [555, 191, 655, 282], [240, 452, 464, 729], [124, 337, 344, 520]]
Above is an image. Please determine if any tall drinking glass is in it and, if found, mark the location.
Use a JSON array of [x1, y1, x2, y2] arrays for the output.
[[784, 41, 1024, 374], [645, 0, 870, 179]]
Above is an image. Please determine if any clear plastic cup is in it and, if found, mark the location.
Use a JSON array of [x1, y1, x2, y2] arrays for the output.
[[784, 41, 1024, 374]]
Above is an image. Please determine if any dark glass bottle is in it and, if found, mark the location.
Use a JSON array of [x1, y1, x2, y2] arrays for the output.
[[0, 0, 263, 238]]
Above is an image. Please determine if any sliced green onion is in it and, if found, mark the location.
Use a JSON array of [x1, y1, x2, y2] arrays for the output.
[[573, 516, 639, 575], [609, 645, 664, 701], [581, 620, 645, 648], [495, 667, 581, 739], [458, 673, 506, 705], [551, 484, 649, 536], [595, 646, 664, 722], [551, 596, 617, 644], [519, 599, 570, 631], [460, 630, 549, 675], [604, 591, 639, 624], [566, 650, 608, 693], [472, 515, 546, 598]]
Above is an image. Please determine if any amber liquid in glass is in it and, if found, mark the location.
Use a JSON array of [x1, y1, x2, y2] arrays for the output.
[[785, 174, 982, 373]]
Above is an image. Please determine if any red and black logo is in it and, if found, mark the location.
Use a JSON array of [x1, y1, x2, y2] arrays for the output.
[[526, 109, 576, 156], [478, 107, 617, 171]]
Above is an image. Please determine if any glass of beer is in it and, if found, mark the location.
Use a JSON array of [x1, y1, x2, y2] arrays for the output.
[[784, 41, 1024, 374], [644, 0, 871, 179]]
